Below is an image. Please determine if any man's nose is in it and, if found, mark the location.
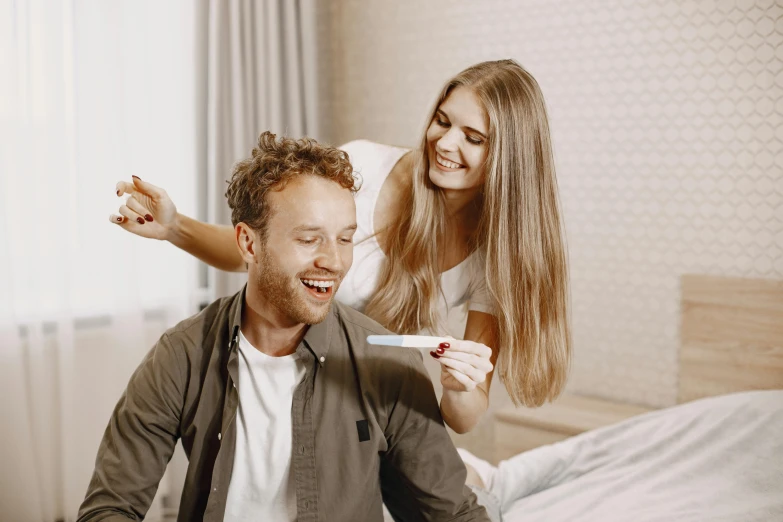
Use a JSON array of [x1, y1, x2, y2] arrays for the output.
[[314, 241, 342, 272]]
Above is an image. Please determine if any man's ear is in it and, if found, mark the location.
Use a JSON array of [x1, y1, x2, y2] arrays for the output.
[[235, 223, 259, 264]]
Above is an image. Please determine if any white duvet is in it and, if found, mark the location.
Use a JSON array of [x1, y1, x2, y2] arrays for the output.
[[472, 390, 783, 522]]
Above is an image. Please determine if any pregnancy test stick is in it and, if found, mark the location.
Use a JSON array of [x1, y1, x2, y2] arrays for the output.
[[367, 335, 450, 348]]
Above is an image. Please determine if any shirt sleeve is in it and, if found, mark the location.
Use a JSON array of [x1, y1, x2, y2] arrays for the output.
[[380, 349, 490, 522], [467, 254, 495, 316], [77, 333, 185, 521]]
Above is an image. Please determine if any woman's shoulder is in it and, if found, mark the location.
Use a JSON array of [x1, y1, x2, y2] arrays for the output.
[[339, 140, 409, 165], [339, 139, 411, 187]]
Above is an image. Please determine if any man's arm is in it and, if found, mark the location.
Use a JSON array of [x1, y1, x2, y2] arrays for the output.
[[381, 349, 490, 522], [77, 333, 185, 521]]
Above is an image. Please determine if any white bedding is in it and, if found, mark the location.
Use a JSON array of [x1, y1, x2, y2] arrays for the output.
[[475, 390, 783, 522]]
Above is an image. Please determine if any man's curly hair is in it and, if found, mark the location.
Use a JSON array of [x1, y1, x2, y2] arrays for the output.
[[225, 131, 358, 240]]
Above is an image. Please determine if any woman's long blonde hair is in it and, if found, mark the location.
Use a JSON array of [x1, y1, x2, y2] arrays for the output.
[[364, 59, 571, 407]]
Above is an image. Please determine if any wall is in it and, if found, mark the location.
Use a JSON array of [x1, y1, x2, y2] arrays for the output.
[[315, 0, 783, 411]]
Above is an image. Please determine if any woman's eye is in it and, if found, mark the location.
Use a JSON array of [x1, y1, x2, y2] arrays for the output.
[[466, 136, 484, 145], [299, 238, 317, 245], [436, 118, 450, 128], [339, 238, 353, 245]]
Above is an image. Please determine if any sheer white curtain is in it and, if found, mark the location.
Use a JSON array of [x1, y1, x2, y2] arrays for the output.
[[199, 0, 321, 299], [0, 1, 198, 520]]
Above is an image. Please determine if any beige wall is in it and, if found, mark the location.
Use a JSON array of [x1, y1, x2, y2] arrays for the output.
[[316, 0, 783, 410]]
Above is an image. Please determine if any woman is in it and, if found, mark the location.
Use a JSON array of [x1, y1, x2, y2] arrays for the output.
[[111, 59, 571, 437]]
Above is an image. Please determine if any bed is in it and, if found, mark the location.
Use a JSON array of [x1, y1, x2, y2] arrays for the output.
[[468, 274, 783, 522]]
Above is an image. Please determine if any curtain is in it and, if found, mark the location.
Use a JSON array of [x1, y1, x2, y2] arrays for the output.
[[198, 0, 321, 299], [0, 1, 198, 520]]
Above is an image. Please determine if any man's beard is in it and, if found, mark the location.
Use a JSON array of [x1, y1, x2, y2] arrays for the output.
[[255, 251, 338, 325]]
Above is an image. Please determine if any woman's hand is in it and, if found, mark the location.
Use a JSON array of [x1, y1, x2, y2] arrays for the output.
[[109, 176, 178, 240], [429, 338, 494, 392]]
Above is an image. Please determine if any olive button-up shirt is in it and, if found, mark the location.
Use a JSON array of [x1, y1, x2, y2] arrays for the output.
[[77, 288, 489, 522]]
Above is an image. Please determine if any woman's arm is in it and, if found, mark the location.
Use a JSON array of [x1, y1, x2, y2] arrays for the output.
[[111, 177, 247, 272], [436, 310, 499, 434], [167, 215, 245, 272]]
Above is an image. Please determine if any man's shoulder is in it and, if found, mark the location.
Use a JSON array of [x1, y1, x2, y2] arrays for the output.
[[331, 301, 392, 337], [330, 302, 425, 371], [161, 293, 238, 352]]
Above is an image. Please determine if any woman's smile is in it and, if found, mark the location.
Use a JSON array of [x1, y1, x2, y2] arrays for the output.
[[434, 151, 466, 171]]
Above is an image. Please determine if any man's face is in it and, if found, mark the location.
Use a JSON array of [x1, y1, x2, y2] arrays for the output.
[[253, 175, 356, 325]]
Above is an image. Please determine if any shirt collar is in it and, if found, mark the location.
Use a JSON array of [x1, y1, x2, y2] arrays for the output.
[[226, 285, 245, 350], [301, 304, 335, 365], [227, 284, 335, 364]]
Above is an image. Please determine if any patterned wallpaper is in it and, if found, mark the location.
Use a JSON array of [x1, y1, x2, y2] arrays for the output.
[[315, 0, 783, 408]]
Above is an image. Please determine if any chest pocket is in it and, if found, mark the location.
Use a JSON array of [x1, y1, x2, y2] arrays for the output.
[[356, 419, 370, 442]]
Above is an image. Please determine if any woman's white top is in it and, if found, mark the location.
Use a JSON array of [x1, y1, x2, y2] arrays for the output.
[[335, 140, 494, 336]]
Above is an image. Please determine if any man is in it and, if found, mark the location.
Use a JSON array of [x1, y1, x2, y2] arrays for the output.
[[77, 132, 489, 521]]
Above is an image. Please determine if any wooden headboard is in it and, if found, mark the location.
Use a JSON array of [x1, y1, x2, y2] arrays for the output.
[[678, 274, 783, 403]]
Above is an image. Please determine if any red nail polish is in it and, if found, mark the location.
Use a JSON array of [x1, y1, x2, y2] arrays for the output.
[[439, 342, 450, 349], [429, 351, 440, 359], [116, 217, 123, 222], [136, 217, 145, 225], [116, 190, 120, 196], [436, 347, 445, 355], [144, 214, 153, 222], [132, 175, 141, 181]]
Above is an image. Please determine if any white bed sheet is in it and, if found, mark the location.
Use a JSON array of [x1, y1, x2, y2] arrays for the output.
[[482, 390, 783, 522]]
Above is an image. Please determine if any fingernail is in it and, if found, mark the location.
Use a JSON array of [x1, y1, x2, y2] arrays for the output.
[[136, 217, 145, 225], [429, 351, 440, 359], [436, 347, 445, 355], [132, 175, 141, 181], [439, 342, 450, 349], [144, 214, 153, 222], [116, 190, 120, 196], [116, 216, 123, 222]]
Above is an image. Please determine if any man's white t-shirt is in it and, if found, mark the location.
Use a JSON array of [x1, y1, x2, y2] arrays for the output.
[[224, 330, 306, 522]]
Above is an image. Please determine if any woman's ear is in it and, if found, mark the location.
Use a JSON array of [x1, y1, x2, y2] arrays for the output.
[[235, 223, 258, 264]]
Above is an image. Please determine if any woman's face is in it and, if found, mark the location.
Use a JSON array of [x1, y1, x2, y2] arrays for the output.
[[426, 86, 490, 194]]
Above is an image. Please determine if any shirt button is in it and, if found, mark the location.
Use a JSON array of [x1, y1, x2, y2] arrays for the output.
[[299, 445, 305, 455], [218, 432, 222, 441], [319, 356, 325, 363]]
